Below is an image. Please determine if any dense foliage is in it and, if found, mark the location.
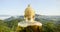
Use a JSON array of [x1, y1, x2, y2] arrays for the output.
[[0, 18, 60, 32]]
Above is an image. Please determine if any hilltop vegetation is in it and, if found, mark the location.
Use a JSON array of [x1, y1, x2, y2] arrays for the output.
[[0, 14, 60, 32]]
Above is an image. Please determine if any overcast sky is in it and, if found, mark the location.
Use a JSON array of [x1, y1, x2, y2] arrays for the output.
[[0, 0, 60, 16]]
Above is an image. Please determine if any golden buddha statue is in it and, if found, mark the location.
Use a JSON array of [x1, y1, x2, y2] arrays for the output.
[[16, 5, 42, 32], [24, 4, 35, 22]]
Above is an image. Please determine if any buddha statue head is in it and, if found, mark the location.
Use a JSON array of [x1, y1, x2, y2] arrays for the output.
[[24, 4, 35, 22]]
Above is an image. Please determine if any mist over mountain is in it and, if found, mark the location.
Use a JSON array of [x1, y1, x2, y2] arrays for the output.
[[0, 15, 11, 20], [0, 14, 60, 20], [3, 14, 60, 22]]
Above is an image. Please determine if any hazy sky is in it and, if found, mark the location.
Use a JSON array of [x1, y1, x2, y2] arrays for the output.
[[0, 0, 60, 16]]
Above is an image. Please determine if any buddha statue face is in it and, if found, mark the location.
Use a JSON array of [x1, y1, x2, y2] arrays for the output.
[[24, 5, 35, 22]]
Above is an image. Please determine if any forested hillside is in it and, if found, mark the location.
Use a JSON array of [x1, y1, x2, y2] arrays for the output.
[[0, 14, 60, 32]]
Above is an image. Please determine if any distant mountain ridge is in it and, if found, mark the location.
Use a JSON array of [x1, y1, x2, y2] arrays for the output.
[[4, 14, 60, 21], [0, 15, 10, 17], [35, 14, 60, 20]]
